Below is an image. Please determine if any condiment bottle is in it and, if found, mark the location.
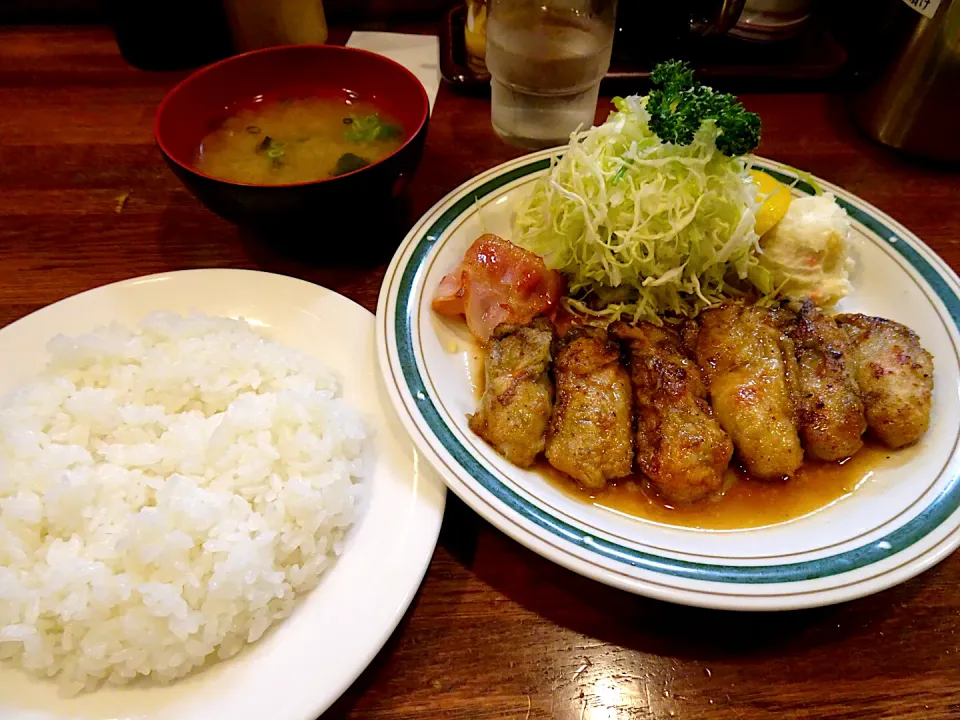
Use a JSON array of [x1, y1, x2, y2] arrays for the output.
[[465, 0, 489, 73]]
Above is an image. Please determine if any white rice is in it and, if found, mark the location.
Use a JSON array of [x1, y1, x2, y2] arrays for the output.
[[0, 312, 366, 694]]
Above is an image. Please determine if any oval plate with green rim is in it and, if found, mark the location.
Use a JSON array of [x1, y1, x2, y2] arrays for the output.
[[377, 148, 960, 611]]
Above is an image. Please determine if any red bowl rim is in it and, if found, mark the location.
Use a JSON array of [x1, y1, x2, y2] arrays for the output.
[[154, 43, 431, 189]]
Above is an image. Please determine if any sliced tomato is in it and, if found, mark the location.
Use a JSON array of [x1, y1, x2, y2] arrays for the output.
[[432, 234, 564, 342]]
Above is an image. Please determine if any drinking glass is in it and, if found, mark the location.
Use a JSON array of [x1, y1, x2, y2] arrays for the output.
[[486, 0, 618, 149]]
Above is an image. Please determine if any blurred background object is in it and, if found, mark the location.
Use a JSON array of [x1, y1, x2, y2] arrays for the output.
[[0, 0, 449, 26], [613, 0, 746, 61], [848, 0, 960, 164], [224, 0, 328, 52], [464, 0, 488, 73], [442, 0, 848, 93], [103, 0, 232, 71], [729, 0, 812, 42], [7, 0, 957, 170]]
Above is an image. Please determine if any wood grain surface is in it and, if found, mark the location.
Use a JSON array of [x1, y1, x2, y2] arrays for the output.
[[2, 25, 960, 720]]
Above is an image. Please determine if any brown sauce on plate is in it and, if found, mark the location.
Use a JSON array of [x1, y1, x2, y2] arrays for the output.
[[537, 441, 891, 530], [466, 332, 889, 530]]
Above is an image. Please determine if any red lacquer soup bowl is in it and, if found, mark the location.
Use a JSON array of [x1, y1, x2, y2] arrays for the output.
[[155, 44, 430, 229]]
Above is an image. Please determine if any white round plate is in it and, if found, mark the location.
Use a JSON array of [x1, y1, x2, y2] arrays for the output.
[[377, 147, 960, 611], [0, 269, 446, 720]]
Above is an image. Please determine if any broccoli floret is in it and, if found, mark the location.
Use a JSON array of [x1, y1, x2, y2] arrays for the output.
[[650, 59, 695, 93], [646, 60, 761, 157]]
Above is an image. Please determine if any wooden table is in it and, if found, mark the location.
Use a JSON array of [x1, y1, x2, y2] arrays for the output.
[[3, 25, 960, 720]]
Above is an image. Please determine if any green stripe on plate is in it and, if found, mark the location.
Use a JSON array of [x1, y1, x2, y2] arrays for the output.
[[392, 153, 960, 584]]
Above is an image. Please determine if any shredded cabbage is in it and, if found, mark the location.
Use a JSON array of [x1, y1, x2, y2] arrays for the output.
[[512, 95, 771, 323]]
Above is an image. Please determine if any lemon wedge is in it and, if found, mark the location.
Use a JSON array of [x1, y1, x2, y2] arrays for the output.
[[751, 169, 792, 237]]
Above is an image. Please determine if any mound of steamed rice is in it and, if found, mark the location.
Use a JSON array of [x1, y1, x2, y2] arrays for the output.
[[0, 312, 366, 694]]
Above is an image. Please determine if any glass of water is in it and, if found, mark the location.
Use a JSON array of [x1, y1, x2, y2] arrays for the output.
[[487, 0, 617, 149]]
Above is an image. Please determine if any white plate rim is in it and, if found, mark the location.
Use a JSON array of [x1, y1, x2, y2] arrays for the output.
[[376, 147, 960, 611]]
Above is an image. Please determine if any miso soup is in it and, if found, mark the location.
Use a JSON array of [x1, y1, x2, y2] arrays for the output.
[[196, 97, 405, 185]]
